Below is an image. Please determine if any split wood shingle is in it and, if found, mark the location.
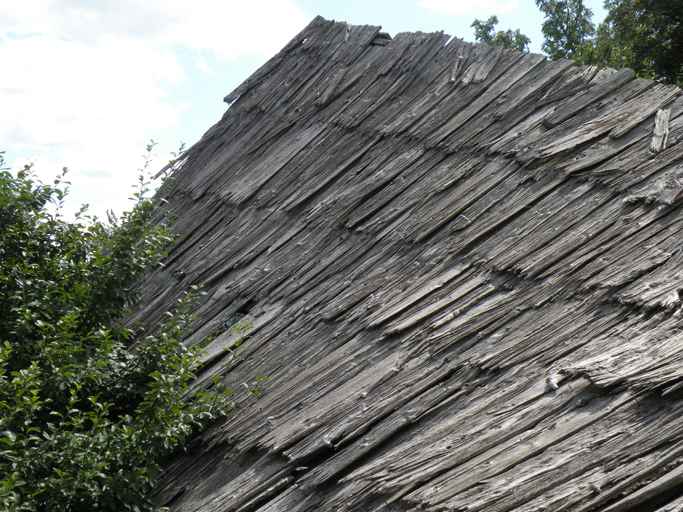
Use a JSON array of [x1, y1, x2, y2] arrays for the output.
[[129, 15, 683, 511]]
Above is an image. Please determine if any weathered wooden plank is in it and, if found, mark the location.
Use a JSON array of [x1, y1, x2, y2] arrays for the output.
[[557, 91, 683, 176], [508, 191, 623, 279], [509, 77, 652, 165], [479, 65, 603, 157], [623, 165, 683, 205], [523, 79, 662, 161], [219, 123, 327, 205], [463, 301, 624, 371], [117, 15, 683, 512], [363, 263, 470, 329], [404, 44, 521, 140], [354, 152, 480, 238], [533, 63, 600, 106], [306, 143, 427, 224], [559, 311, 680, 388], [583, 245, 673, 291], [318, 250, 408, 322], [470, 179, 595, 267], [485, 102, 558, 155], [617, 249, 683, 310], [424, 52, 545, 150], [374, 39, 473, 136], [238, 342, 403, 453], [344, 149, 447, 229], [598, 146, 683, 194], [651, 108, 671, 152], [609, 84, 681, 138], [558, 125, 654, 175], [424, 285, 562, 361], [515, 435, 683, 512], [241, 22, 378, 116], [598, 446, 683, 512], [442, 171, 562, 258], [223, 16, 337, 104], [460, 44, 505, 86], [281, 132, 384, 213], [336, 32, 452, 130], [470, 72, 602, 156], [400, 157, 519, 243], [417, 393, 640, 512], [382, 274, 490, 335], [314, 32, 423, 125], [282, 360, 475, 466], [492, 59, 575, 121], [441, 58, 575, 151], [336, 367, 562, 490], [409, 392, 635, 509], [572, 210, 683, 292], [277, 24, 384, 112], [266, 232, 366, 303], [653, 494, 683, 512], [541, 67, 635, 128], [534, 200, 662, 282], [298, 369, 481, 488]]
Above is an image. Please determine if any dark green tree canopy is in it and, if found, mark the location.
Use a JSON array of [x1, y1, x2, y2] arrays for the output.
[[588, 0, 683, 86], [471, 15, 531, 53], [476, 0, 682, 87], [535, 0, 595, 60]]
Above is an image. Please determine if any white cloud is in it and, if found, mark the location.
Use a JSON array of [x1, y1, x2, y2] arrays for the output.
[[196, 57, 214, 74], [0, 0, 310, 60], [0, 34, 182, 148], [0, 0, 311, 216], [418, 0, 520, 16]]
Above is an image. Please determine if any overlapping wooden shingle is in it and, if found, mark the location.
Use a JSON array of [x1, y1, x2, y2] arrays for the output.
[[130, 15, 683, 511]]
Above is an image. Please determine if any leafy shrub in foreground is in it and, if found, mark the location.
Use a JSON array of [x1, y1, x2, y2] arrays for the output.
[[0, 149, 242, 511]]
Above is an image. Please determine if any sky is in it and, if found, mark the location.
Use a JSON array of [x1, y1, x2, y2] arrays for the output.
[[0, 0, 607, 219]]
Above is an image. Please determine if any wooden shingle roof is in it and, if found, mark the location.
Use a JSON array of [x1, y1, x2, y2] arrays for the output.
[[131, 15, 683, 511]]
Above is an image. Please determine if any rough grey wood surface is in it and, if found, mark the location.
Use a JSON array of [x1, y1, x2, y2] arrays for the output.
[[128, 15, 683, 512]]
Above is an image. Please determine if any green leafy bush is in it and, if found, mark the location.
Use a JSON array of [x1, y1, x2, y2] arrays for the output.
[[471, 15, 531, 53], [0, 148, 244, 511]]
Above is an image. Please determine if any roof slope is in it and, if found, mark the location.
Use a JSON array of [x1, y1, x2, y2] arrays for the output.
[[130, 15, 683, 512]]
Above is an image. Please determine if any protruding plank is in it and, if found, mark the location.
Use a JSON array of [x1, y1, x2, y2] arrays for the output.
[[650, 108, 671, 152]]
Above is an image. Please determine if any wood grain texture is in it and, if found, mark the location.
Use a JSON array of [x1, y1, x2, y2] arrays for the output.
[[124, 16, 683, 512]]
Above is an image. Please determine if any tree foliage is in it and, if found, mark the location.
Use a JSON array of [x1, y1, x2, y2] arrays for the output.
[[535, 0, 595, 60], [0, 149, 260, 511], [471, 15, 531, 53], [587, 0, 683, 86], [531, 0, 683, 86]]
